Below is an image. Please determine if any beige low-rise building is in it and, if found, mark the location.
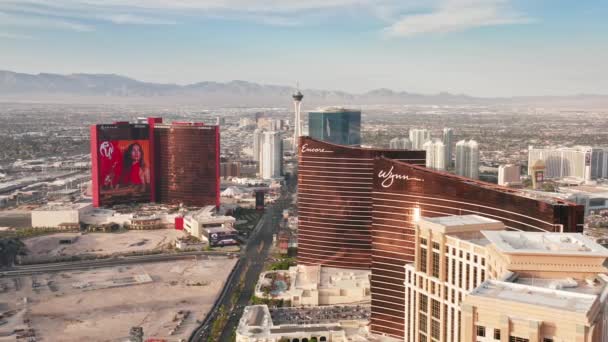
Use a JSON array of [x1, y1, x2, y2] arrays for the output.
[[403, 214, 608, 342], [256, 265, 370, 307], [236, 305, 371, 342], [31, 202, 92, 228]]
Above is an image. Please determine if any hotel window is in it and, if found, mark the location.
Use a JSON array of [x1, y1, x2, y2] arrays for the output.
[[458, 262, 463, 287], [431, 320, 440, 339], [451, 259, 456, 285], [444, 254, 449, 280], [494, 329, 501, 340], [543, 339, 554, 342], [476, 326, 486, 337], [420, 294, 428, 313], [419, 333, 427, 342], [432, 252, 440, 278], [466, 252, 470, 261], [420, 248, 428, 273], [450, 309, 455, 342], [432, 242, 440, 250], [474, 255, 478, 263], [421, 238, 427, 246], [509, 337, 530, 342], [473, 268, 478, 288], [419, 313, 428, 332], [431, 299, 440, 319], [465, 264, 470, 289], [481, 269, 486, 281], [481, 257, 485, 266]]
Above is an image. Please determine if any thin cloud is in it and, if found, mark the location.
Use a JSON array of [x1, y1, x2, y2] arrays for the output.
[[0, 10, 93, 32], [102, 14, 176, 25], [385, 0, 532, 37], [0, 32, 35, 40]]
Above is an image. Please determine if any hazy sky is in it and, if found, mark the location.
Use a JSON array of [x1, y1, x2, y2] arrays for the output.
[[0, 0, 607, 97]]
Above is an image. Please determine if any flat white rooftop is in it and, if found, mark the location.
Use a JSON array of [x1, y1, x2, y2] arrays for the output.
[[419, 215, 505, 235], [34, 202, 91, 211], [482, 231, 608, 256], [470, 279, 597, 314]]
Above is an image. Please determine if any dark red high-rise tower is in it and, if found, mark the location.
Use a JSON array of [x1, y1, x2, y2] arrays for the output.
[[90, 118, 219, 208]]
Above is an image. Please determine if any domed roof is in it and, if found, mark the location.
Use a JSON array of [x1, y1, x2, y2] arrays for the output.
[[531, 159, 546, 170]]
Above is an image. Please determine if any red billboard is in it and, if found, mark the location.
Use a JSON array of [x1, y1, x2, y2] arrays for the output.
[[91, 124, 152, 206]]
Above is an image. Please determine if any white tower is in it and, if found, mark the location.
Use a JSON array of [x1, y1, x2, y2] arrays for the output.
[[292, 89, 304, 149], [455, 139, 479, 179]]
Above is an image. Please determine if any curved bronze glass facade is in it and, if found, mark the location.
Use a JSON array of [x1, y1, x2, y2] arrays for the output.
[[154, 124, 220, 207], [370, 157, 584, 339], [297, 137, 426, 269]]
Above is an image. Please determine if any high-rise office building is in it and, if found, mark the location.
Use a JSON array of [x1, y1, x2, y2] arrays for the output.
[[297, 136, 425, 269], [528, 146, 608, 181], [261, 131, 282, 179], [442, 128, 454, 168], [308, 107, 361, 146], [389, 137, 412, 150], [497, 164, 520, 186], [424, 139, 446, 171], [252, 129, 263, 163], [404, 215, 608, 342], [455, 139, 479, 179], [409, 129, 431, 150]]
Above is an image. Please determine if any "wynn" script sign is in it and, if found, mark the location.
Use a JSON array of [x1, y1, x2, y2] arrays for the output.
[[378, 166, 424, 188]]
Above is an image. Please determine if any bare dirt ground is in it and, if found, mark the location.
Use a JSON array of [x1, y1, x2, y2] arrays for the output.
[[23, 229, 186, 258], [0, 257, 236, 341]]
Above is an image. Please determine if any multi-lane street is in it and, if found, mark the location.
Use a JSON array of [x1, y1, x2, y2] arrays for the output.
[[189, 193, 290, 342], [0, 250, 234, 277]]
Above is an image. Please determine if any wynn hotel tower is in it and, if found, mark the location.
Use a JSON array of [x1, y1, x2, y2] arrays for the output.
[[296, 137, 584, 340]]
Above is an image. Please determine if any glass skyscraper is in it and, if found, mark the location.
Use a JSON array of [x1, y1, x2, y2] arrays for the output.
[[308, 107, 361, 146]]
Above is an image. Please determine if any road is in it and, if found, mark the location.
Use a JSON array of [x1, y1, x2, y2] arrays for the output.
[[189, 194, 290, 342], [0, 251, 234, 277]]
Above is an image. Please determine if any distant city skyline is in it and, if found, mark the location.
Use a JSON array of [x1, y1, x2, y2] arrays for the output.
[[0, 0, 607, 97]]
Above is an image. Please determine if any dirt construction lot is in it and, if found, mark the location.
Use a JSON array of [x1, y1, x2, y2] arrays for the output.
[[0, 257, 236, 341], [23, 229, 186, 259]]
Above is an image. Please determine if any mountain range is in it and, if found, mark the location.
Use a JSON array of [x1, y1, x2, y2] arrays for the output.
[[0, 70, 606, 108]]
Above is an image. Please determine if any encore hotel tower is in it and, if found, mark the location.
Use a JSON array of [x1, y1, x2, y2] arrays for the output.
[[296, 137, 584, 340], [297, 136, 426, 269]]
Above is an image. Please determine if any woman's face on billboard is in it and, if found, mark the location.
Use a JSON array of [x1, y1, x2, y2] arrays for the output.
[[131, 144, 142, 162]]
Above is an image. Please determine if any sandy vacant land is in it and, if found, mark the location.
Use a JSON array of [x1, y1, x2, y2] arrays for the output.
[[24, 229, 186, 259], [0, 257, 236, 341]]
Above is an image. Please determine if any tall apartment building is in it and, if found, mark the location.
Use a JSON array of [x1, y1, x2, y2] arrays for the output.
[[409, 129, 431, 150], [528, 146, 608, 181], [455, 139, 479, 179], [405, 215, 608, 342], [390, 137, 413, 150], [253, 129, 263, 162], [260, 131, 282, 179], [424, 139, 446, 171], [442, 128, 454, 168]]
